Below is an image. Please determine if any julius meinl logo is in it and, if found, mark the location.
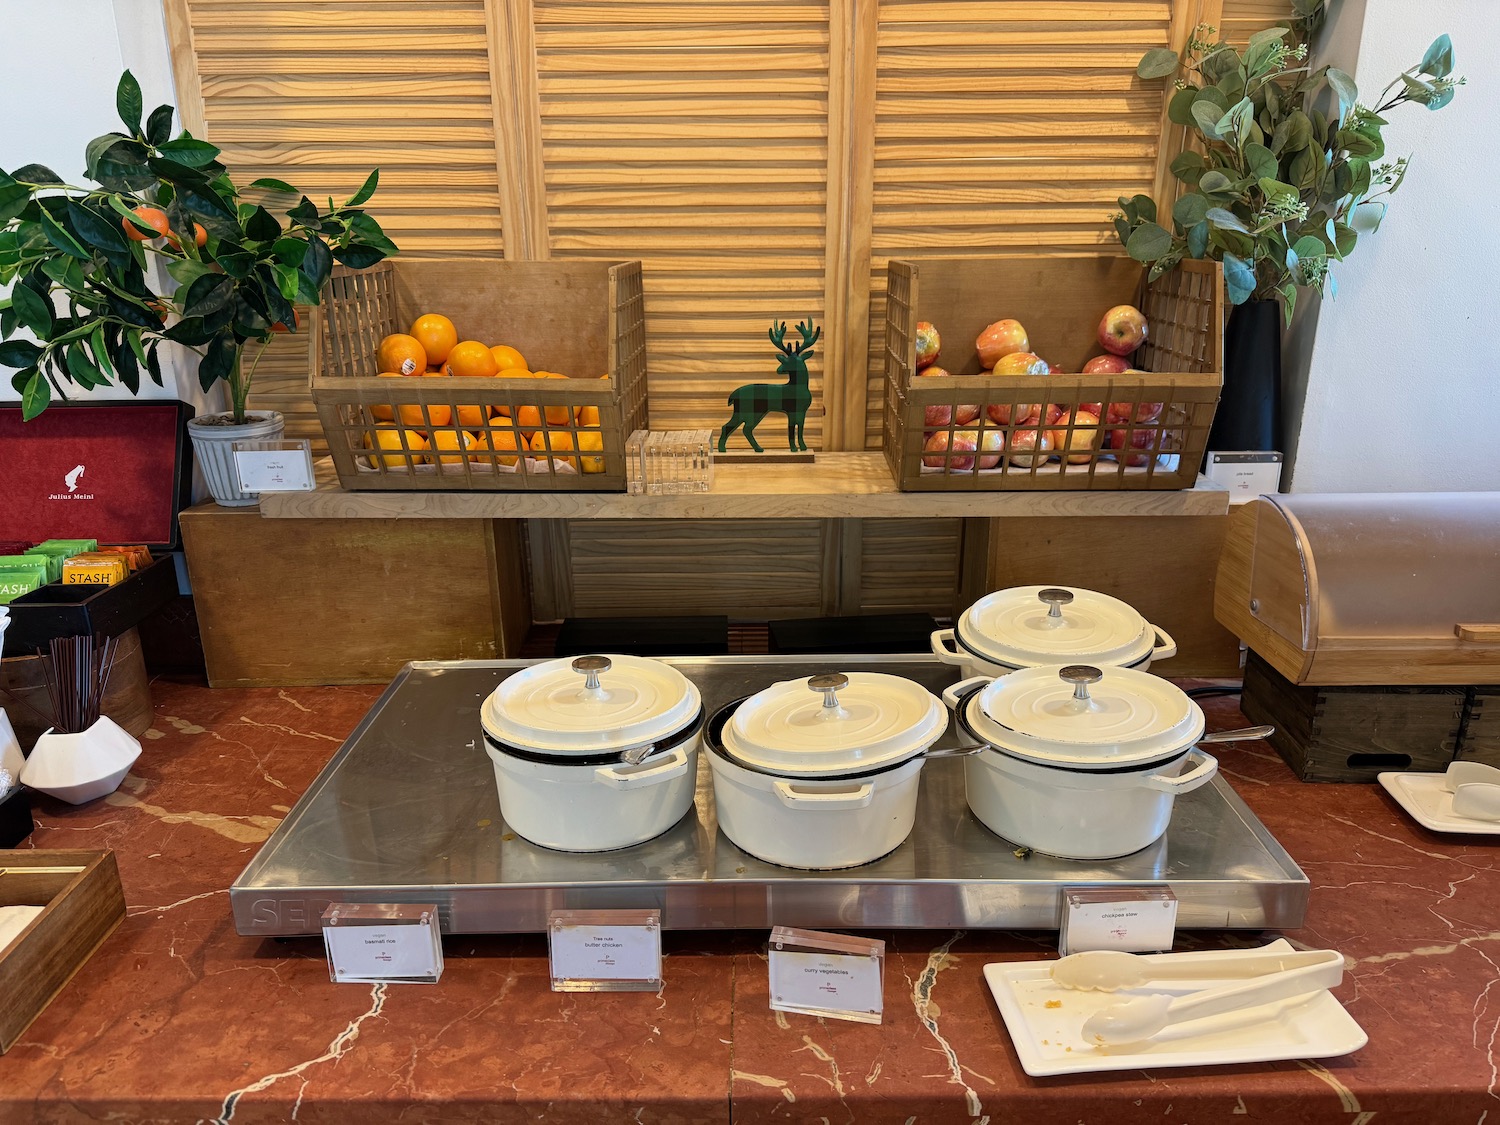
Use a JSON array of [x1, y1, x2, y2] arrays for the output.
[[48, 464, 95, 501]]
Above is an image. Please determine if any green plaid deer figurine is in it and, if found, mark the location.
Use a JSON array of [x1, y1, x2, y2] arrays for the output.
[[718, 319, 821, 453]]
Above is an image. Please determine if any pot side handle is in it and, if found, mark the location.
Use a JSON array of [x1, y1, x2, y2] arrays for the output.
[[930, 628, 967, 666], [772, 780, 875, 811], [594, 745, 693, 791], [1142, 748, 1217, 795], [940, 675, 993, 712], [1149, 624, 1178, 662]]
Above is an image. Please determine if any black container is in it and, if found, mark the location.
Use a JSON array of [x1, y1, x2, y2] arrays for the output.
[[3, 555, 178, 656], [0, 785, 34, 848], [1207, 299, 1282, 453]]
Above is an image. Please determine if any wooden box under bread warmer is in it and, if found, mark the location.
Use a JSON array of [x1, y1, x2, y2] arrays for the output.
[[1216, 493, 1500, 782]]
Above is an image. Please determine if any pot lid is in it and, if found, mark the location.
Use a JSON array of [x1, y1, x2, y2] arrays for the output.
[[724, 671, 947, 776], [957, 585, 1154, 669], [481, 654, 701, 756], [962, 664, 1204, 769]]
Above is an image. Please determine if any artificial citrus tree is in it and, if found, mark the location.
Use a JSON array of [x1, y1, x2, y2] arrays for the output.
[[0, 71, 397, 422]]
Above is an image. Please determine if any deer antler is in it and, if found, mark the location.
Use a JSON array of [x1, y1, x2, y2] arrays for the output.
[[769, 321, 791, 354], [793, 319, 821, 354]]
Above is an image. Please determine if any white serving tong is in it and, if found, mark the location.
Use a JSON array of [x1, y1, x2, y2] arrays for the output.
[[1049, 944, 1347, 1048], [1446, 761, 1500, 821]]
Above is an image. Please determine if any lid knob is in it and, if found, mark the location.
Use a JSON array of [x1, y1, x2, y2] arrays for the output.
[[571, 655, 612, 691], [808, 672, 849, 715], [1059, 664, 1103, 702], [1039, 588, 1074, 619]]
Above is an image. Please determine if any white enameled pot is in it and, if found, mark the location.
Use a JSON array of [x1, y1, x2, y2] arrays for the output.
[[944, 664, 1216, 860], [706, 671, 952, 870], [932, 585, 1177, 679], [480, 654, 703, 852]]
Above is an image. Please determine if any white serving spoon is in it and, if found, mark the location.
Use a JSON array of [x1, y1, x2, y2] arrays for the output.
[[1446, 760, 1500, 791], [1453, 783, 1500, 822], [1051, 946, 1339, 992], [1079, 949, 1346, 1047]]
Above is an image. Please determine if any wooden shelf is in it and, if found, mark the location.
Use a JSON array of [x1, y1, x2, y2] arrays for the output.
[[257, 454, 1229, 520]]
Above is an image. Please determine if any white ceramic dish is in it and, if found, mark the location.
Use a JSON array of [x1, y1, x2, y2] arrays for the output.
[[20, 716, 141, 804], [1378, 772, 1500, 835], [983, 941, 1368, 1077]]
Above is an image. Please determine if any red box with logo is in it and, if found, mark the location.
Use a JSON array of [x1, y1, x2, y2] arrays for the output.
[[0, 402, 193, 551]]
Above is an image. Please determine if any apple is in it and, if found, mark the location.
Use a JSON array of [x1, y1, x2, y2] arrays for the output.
[[917, 364, 951, 379], [975, 427, 1004, 469], [976, 320, 1030, 368], [1082, 354, 1131, 375], [1050, 410, 1102, 465], [1105, 399, 1165, 425], [914, 321, 942, 370], [1105, 426, 1160, 467], [991, 351, 1050, 376], [986, 401, 1041, 426], [1098, 304, 1148, 356], [923, 428, 978, 471], [1006, 426, 1053, 468], [924, 403, 955, 431]]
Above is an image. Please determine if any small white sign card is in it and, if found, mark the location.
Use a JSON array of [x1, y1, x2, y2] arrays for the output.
[[549, 908, 662, 992], [321, 902, 444, 984], [232, 438, 316, 493], [768, 926, 885, 1025], [1060, 886, 1178, 957]]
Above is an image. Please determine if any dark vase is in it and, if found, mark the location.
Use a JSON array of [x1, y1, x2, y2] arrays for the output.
[[1208, 298, 1283, 452]]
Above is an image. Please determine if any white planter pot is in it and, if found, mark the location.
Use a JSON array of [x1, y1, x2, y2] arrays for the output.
[[963, 746, 1217, 860], [484, 733, 700, 852], [20, 716, 142, 804], [188, 411, 285, 507]]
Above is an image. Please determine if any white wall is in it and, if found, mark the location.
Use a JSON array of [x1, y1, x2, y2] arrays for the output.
[[1286, 0, 1500, 491]]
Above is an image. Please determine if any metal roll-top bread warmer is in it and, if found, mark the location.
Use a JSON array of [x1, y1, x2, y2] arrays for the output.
[[1216, 492, 1500, 782]]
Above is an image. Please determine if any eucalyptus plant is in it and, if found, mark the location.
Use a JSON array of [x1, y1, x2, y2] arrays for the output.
[[0, 71, 397, 423], [1115, 24, 1461, 324]]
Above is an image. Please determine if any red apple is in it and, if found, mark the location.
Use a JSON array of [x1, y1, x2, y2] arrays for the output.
[[975, 428, 1004, 469], [991, 351, 1050, 376], [1082, 354, 1131, 374], [986, 401, 1042, 426], [923, 428, 978, 471], [914, 321, 942, 370], [917, 364, 951, 379], [924, 402, 954, 431], [1006, 426, 1053, 468], [1051, 410, 1102, 465], [1098, 305, 1148, 356], [1105, 399, 1165, 425], [1105, 426, 1160, 467], [976, 320, 1030, 368]]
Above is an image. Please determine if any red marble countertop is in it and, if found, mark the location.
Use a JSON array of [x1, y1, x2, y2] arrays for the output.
[[2, 678, 1497, 1125]]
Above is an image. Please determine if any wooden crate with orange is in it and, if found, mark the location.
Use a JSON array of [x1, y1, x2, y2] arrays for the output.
[[882, 256, 1223, 491], [311, 258, 647, 492]]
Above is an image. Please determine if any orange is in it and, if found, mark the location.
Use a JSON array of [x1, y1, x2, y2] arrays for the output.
[[488, 402, 513, 419], [513, 405, 543, 436], [429, 428, 472, 465], [410, 313, 458, 365], [576, 405, 600, 428], [497, 367, 534, 380], [577, 426, 605, 473], [122, 206, 170, 241], [447, 340, 499, 378], [468, 428, 524, 468], [531, 372, 572, 426], [370, 371, 406, 422], [428, 363, 452, 376], [455, 404, 489, 428], [378, 334, 427, 377], [489, 345, 527, 372], [362, 426, 428, 468], [530, 428, 578, 470], [397, 374, 452, 428]]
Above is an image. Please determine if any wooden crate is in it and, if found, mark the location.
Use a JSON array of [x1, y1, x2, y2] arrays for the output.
[[0, 850, 125, 1052], [1241, 650, 1467, 783], [881, 256, 1223, 491], [311, 258, 647, 492]]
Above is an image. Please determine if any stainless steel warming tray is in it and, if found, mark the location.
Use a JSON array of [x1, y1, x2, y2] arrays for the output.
[[230, 657, 1308, 935]]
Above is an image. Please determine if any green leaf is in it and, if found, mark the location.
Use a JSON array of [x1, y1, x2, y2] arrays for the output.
[[1328, 221, 1357, 259], [272, 262, 301, 300], [0, 170, 30, 225], [127, 327, 149, 369], [180, 186, 239, 227], [1205, 207, 1249, 233], [145, 341, 164, 386], [11, 164, 63, 186], [20, 368, 49, 419], [147, 104, 174, 146], [1186, 220, 1210, 259], [1323, 68, 1357, 121], [1137, 48, 1180, 80], [1279, 282, 1297, 327], [1112, 215, 1131, 246], [10, 283, 52, 337], [1125, 221, 1173, 262], [245, 205, 282, 242], [272, 236, 309, 267], [1216, 99, 1254, 150], [1200, 46, 1241, 86], [1420, 34, 1454, 79], [66, 200, 130, 261], [1292, 235, 1326, 261], [1352, 201, 1386, 233], [1198, 170, 1234, 194], [115, 333, 140, 393], [1270, 110, 1311, 156], [0, 339, 43, 368], [116, 71, 143, 135], [1167, 87, 1198, 127], [65, 341, 102, 388], [1246, 27, 1288, 53], [1172, 193, 1210, 228], [1128, 195, 1157, 225], [147, 156, 212, 187], [288, 196, 321, 225], [346, 169, 381, 208], [1245, 39, 1280, 78], [1222, 252, 1257, 304], [199, 332, 238, 392], [301, 233, 332, 290], [1192, 101, 1225, 138], [182, 273, 233, 318], [1257, 176, 1298, 202], [90, 323, 116, 377], [1170, 150, 1206, 182], [157, 136, 222, 167], [330, 243, 385, 269], [166, 257, 215, 287], [250, 177, 300, 195], [1244, 143, 1277, 181], [37, 208, 90, 259]]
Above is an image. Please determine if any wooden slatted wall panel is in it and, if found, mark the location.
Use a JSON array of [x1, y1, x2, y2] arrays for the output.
[[185, 0, 505, 258], [860, 0, 1179, 447], [857, 518, 962, 616], [1219, 0, 1292, 43], [532, 0, 832, 444]]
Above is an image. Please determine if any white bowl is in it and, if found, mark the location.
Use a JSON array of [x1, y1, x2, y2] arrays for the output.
[[21, 716, 141, 804]]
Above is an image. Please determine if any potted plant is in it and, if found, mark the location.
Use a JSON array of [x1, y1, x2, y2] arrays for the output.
[[1114, 15, 1461, 452], [0, 71, 398, 505]]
